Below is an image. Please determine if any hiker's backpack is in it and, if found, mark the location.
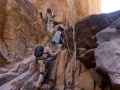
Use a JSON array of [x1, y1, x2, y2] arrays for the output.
[[34, 46, 44, 58]]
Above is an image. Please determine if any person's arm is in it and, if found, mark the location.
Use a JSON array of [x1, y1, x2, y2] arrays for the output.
[[51, 13, 55, 18], [53, 13, 55, 17], [45, 13, 48, 20], [47, 48, 60, 56]]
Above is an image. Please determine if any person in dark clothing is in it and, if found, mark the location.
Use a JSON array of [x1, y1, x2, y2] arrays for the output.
[[51, 23, 65, 51], [52, 23, 65, 45]]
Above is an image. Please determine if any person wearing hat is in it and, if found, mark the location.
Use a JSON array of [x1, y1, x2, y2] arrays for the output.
[[46, 8, 55, 34], [34, 46, 60, 89]]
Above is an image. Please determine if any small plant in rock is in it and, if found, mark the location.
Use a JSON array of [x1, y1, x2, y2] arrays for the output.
[[40, 89, 44, 90], [54, 87, 58, 90], [67, 42, 74, 56], [70, 42, 74, 51], [81, 87, 86, 90]]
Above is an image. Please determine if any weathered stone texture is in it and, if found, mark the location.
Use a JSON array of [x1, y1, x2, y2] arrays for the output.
[[63, 10, 120, 49], [1, 0, 116, 90], [30, 0, 101, 27], [95, 19, 120, 89], [0, 0, 48, 60]]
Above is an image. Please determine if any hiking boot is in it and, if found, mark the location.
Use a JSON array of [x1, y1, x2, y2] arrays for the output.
[[51, 41, 56, 45]]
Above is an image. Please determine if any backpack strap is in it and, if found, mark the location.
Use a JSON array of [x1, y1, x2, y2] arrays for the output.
[[35, 57, 46, 64], [36, 58, 45, 60], [46, 13, 54, 18]]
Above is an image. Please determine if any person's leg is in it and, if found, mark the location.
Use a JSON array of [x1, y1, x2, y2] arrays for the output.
[[49, 21, 54, 34], [35, 73, 44, 88], [35, 60, 45, 88], [47, 21, 50, 32], [50, 42, 57, 52], [59, 37, 64, 47]]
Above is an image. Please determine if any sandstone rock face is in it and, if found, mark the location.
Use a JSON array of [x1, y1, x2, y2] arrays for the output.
[[0, 0, 50, 89], [0, 48, 98, 90], [0, 0, 48, 61], [0, 0, 116, 90], [0, 0, 7, 37], [56, 49, 68, 90], [65, 58, 73, 90], [0, 0, 101, 61], [30, 0, 101, 27], [0, 0, 101, 64], [76, 63, 94, 90]]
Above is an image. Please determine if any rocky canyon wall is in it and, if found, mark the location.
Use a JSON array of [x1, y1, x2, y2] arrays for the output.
[[0, 0, 101, 62], [0, 0, 49, 61], [0, 0, 102, 90], [30, 0, 101, 27], [63, 10, 120, 50]]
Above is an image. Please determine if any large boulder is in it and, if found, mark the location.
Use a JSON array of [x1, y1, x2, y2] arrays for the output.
[[95, 25, 120, 89], [95, 26, 120, 44], [90, 68, 102, 86], [110, 17, 120, 30], [63, 10, 120, 50], [80, 49, 96, 68]]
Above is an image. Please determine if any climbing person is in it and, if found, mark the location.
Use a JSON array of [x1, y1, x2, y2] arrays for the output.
[[46, 8, 55, 34], [34, 46, 60, 90], [51, 23, 65, 51]]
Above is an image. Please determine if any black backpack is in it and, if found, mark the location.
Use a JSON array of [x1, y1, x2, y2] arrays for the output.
[[34, 46, 44, 58]]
